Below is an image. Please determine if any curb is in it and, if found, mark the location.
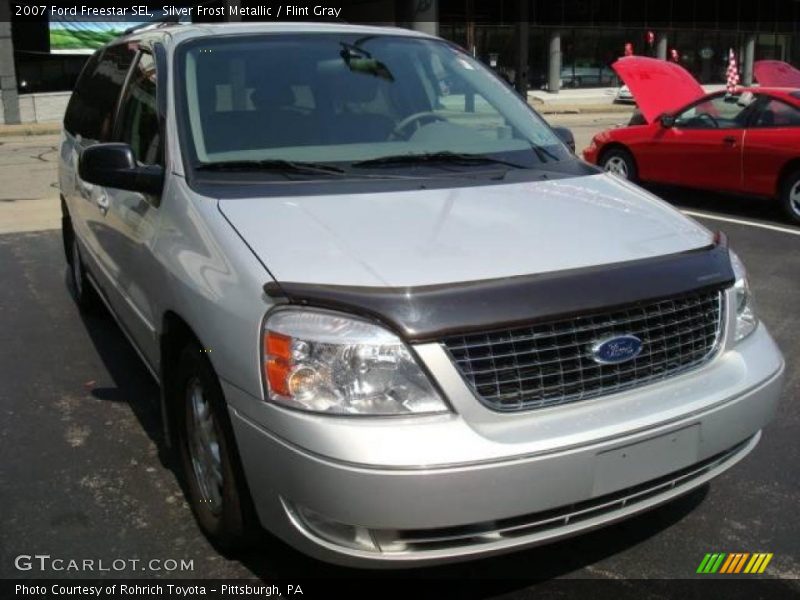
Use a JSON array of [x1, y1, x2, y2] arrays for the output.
[[532, 103, 636, 115], [0, 123, 61, 138]]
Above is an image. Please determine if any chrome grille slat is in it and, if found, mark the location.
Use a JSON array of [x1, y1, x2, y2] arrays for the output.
[[444, 289, 724, 411], [461, 323, 716, 375], [444, 297, 714, 352]]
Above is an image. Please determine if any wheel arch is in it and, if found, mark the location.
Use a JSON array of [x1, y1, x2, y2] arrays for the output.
[[597, 142, 635, 166], [159, 310, 208, 448], [776, 157, 800, 198]]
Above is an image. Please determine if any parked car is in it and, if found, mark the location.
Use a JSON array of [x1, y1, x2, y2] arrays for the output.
[[614, 84, 635, 103], [60, 23, 784, 567], [560, 64, 616, 88], [583, 56, 800, 224]]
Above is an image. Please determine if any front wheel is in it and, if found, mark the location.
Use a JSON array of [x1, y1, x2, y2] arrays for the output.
[[779, 170, 800, 225], [175, 343, 257, 553], [66, 228, 99, 312], [601, 148, 638, 182]]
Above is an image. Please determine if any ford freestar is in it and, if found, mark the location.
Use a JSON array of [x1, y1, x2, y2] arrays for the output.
[[59, 23, 784, 567]]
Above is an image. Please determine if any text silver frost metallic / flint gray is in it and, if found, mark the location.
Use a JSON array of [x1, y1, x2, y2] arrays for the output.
[[59, 22, 784, 567]]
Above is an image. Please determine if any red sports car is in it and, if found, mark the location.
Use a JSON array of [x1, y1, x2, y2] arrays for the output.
[[582, 57, 800, 224]]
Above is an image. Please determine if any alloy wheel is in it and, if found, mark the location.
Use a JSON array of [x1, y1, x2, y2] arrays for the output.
[[604, 156, 629, 179], [790, 180, 800, 218], [186, 377, 224, 515]]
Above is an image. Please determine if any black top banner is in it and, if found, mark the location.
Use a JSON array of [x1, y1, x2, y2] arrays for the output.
[[6, 0, 800, 29]]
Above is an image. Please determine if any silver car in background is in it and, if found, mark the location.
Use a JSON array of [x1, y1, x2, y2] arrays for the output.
[[59, 23, 784, 567]]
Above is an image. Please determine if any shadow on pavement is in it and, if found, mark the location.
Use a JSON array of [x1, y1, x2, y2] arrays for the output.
[[72, 271, 166, 462], [646, 184, 796, 229]]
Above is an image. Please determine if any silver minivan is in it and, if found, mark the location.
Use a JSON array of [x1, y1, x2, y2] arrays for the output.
[[59, 22, 784, 567]]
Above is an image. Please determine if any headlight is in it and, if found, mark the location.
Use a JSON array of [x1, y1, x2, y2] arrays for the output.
[[261, 308, 447, 415], [730, 250, 758, 342]]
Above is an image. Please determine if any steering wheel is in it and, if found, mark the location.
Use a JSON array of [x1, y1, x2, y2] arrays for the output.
[[696, 112, 720, 128], [389, 111, 447, 140]]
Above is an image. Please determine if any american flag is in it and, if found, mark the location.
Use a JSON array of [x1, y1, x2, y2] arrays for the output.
[[726, 48, 740, 94]]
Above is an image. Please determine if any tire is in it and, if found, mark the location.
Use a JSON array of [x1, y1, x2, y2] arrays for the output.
[[174, 343, 257, 553], [779, 170, 800, 226], [600, 147, 638, 182], [65, 222, 100, 312]]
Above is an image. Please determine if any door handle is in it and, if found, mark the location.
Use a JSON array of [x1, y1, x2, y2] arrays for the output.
[[96, 192, 109, 214], [722, 136, 737, 146]]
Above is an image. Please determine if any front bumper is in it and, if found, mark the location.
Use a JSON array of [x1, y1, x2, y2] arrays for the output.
[[225, 323, 784, 567], [582, 143, 599, 164]]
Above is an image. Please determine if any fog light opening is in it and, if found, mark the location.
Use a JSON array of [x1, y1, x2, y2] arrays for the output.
[[293, 504, 381, 552]]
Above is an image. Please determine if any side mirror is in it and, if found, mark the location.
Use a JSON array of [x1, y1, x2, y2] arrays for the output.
[[78, 143, 163, 195], [660, 114, 676, 128], [552, 126, 576, 153]]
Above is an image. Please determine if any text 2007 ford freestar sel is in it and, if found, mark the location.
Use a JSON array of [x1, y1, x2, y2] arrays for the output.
[[58, 22, 784, 566]]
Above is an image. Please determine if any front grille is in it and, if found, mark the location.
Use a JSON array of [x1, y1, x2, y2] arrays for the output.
[[444, 288, 724, 412]]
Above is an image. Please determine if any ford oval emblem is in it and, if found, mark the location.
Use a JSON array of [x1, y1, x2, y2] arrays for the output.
[[592, 335, 643, 364]]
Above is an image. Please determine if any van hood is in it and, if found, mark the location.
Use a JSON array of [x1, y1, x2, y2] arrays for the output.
[[612, 56, 706, 123], [754, 60, 800, 88], [218, 173, 712, 288]]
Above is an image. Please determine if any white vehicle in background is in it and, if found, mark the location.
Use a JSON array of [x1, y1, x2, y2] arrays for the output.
[[615, 84, 635, 103]]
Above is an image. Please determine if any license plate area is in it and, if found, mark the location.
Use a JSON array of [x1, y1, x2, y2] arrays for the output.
[[592, 424, 701, 497]]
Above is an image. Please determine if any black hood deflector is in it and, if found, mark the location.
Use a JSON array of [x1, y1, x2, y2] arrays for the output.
[[263, 238, 734, 342]]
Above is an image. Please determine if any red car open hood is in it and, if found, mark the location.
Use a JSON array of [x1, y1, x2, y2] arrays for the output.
[[754, 60, 800, 88], [612, 57, 706, 123]]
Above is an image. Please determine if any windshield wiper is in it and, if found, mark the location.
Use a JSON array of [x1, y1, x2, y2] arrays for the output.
[[350, 151, 527, 170], [194, 159, 347, 176], [528, 142, 560, 164]]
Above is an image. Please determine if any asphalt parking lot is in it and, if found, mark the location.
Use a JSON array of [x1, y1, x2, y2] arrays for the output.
[[0, 125, 798, 594]]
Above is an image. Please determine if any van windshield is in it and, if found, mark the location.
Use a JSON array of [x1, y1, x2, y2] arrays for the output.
[[178, 33, 569, 171]]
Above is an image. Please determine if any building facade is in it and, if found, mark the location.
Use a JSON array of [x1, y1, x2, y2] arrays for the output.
[[1, 0, 799, 124], [440, 0, 800, 93]]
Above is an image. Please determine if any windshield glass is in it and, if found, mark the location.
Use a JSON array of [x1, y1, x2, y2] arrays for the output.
[[178, 33, 568, 169]]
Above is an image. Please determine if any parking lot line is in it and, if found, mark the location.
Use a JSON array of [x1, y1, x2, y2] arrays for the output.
[[682, 210, 800, 237]]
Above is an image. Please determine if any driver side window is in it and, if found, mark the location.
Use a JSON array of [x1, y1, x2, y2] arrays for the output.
[[674, 93, 753, 129], [118, 51, 161, 165]]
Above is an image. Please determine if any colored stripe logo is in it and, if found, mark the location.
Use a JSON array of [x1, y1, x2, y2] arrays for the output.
[[697, 553, 773, 574]]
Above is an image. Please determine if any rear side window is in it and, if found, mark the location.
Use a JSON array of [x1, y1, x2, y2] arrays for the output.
[[63, 44, 136, 141], [752, 98, 800, 128]]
